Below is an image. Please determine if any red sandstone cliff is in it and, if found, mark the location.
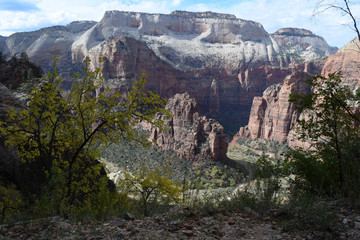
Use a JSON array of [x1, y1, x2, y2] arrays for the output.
[[149, 93, 228, 162], [233, 38, 360, 147], [232, 71, 312, 145], [322, 38, 360, 86]]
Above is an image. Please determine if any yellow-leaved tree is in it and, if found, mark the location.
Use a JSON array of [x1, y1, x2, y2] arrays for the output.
[[0, 56, 171, 218], [119, 160, 182, 216]]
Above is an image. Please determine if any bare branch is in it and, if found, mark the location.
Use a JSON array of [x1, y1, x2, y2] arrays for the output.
[[314, 0, 360, 43]]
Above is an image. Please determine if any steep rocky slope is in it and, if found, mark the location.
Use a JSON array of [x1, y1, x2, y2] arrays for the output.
[[148, 93, 228, 162], [233, 71, 312, 144], [0, 11, 336, 133], [322, 37, 360, 87]]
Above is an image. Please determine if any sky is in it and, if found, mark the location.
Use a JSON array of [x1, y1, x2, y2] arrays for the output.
[[1, 0, 360, 48]]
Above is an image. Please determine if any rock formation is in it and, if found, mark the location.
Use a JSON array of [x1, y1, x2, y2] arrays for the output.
[[149, 93, 228, 162], [233, 36, 360, 147], [322, 37, 360, 86], [0, 83, 23, 184], [0, 11, 337, 136], [233, 71, 312, 144], [271, 28, 337, 62], [1, 21, 96, 70]]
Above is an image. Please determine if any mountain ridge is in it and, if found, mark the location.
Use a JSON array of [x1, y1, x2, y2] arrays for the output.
[[0, 10, 338, 137]]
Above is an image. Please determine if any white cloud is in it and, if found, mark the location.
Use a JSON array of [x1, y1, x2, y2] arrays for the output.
[[0, 0, 173, 36], [172, 0, 181, 7], [0, 0, 359, 47]]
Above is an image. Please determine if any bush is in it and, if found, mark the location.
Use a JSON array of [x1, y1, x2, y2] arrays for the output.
[[119, 160, 182, 216]]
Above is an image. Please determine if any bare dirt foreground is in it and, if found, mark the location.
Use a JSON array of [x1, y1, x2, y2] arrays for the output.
[[1, 205, 360, 240]]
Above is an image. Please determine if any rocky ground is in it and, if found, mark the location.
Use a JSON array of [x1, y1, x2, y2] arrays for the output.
[[1, 205, 360, 240]]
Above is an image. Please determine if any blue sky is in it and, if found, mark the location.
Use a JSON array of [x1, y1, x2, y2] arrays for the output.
[[1, 0, 360, 47]]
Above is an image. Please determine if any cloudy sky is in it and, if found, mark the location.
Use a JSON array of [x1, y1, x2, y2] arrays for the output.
[[1, 0, 360, 47]]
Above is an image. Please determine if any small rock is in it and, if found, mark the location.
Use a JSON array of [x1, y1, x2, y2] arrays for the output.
[[343, 218, 348, 224], [58, 221, 72, 230], [112, 218, 127, 228], [339, 233, 347, 240], [50, 216, 62, 223], [124, 212, 135, 221], [228, 220, 236, 225], [182, 230, 195, 236], [276, 234, 282, 239], [354, 221, 360, 229], [183, 223, 193, 230], [127, 226, 140, 233], [235, 229, 246, 236]]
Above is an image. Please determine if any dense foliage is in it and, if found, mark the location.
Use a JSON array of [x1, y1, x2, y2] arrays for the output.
[[0, 56, 170, 219], [287, 72, 360, 199], [119, 160, 182, 216]]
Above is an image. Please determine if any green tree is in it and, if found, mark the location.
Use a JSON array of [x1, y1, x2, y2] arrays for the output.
[[119, 160, 181, 216], [287, 72, 360, 198], [20, 52, 29, 62], [0, 56, 170, 217], [0, 183, 23, 222], [0, 51, 6, 64]]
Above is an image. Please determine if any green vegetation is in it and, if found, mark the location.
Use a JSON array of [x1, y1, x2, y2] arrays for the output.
[[0, 56, 170, 221], [287, 72, 360, 199], [227, 137, 289, 163], [102, 138, 247, 190], [119, 160, 182, 216]]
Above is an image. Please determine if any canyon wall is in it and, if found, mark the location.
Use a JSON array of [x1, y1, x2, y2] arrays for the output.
[[233, 71, 312, 144], [233, 37, 360, 147], [322, 38, 360, 86], [0, 11, 336, 131]]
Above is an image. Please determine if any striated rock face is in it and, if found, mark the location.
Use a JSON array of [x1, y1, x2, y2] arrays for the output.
[[233, 71, 312, 144], [149, 93, 228, 162], [322, 38, 360, 86], [271, 28, 338, 62], [0, 11, 336, 133], [1, 21, 96, 71], [1, 11, 335, 74]]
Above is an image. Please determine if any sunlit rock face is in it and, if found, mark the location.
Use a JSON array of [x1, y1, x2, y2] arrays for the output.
[[148, 93, 228, 162], [271, 28, 337, 62], [233, 71, 312, 144], [322, 37, 360, 87], [233, 36, 360, 147], [0, 11, 336, 132], [1, 21, 97, 71]]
